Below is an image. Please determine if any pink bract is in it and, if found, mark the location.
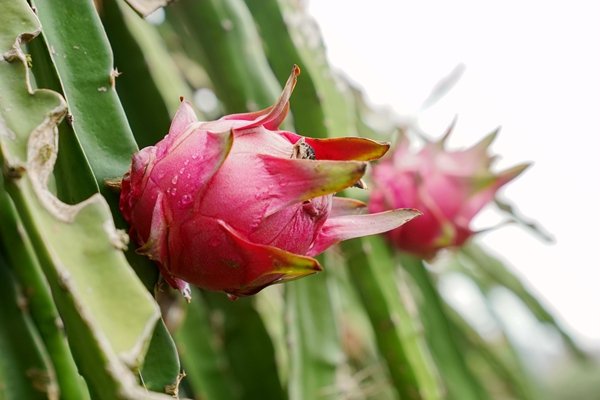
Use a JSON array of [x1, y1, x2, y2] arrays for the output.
[[120, 66, 421, 300], [368, 125, 530, 259]]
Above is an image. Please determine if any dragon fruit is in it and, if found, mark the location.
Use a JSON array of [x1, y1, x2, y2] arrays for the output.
[[368, 126, 529, 259], [120, 66, 421, 300]]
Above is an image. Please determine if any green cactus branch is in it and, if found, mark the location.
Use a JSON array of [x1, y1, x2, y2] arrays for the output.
[[443, 303, 537, 400], [26, 28, 101, 206], [29, 0, 165, 295], [0, 2, 171, 398], [244, 0, 329, 139], [111, 0, 200, 118], [101, 0, 172, 149], [175, 287, 238, 400], [399, 253, 489, 400], [0, 256, 57, 400], [459, 242, 586, 360], [29, 0, 139, 188], [0, 177, 86, 400], [286, 272, 342, 400], [202, 291, 286, 400], [166, 0, 282, 114], [245, 0, 358, 139], [28, 0, 159, 285], [343, 236, 444, 400]]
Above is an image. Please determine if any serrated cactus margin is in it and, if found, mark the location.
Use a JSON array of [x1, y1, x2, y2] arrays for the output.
[[0, 2, 176, 398]]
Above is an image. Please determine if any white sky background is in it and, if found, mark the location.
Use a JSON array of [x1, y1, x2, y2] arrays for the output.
[[307, 0, 600, 350]]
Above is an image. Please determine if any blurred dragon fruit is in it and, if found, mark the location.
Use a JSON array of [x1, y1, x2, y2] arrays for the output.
[[368, 126, 529, 259], [120, 66, 421, 300]]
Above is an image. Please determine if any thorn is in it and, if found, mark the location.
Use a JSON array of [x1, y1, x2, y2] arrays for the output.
[[352, 178, 369, 190], [109, 68, 122, 89], [165, 371, 186, 397]]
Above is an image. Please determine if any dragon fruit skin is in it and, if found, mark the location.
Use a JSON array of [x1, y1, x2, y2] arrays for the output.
[[120, 66, 421, 300]]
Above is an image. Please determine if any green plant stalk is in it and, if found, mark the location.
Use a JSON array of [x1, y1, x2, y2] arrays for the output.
[[0, 179, 86, 400], [246, 0, 358, 138], [3, 179, 132, 399], [460, 241, 585, 359], [28, 7, 166, 381], [115, 0, 200, 118], [244, 0, 329, 139], [399, 253, 489, 400], [285, 260, 342, 400], [138, 319, 181, 394], [175, 287, 238, 400], [446, 252, 543, 399], [30, 0, 162, 291], [29, 0, 156, 290], [447, 252, 535, 399], [325, 250, 384, 363], [100, 0, 172, 149], [30, 0, 139, 186], [166, 0, 282, 113], [254, 287, 290, 388], [343, 236, 443, 400], [0, 256, 56, 400], [0, 6, 168, 396], [202, 291, 285, 400], [26, 32, 101, 206], [443, 303, 536, 400], [2, 170, 173, 400]]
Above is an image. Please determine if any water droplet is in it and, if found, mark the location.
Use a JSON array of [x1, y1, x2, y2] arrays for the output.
[[254, 192, 262, 200], [184, 159, 190, 166], [172, 175, 178, 185], [187, 173, 191, 179], [192, 153, 199, 159], [157, 169, 166, 179], [166, 187, 171, 194], [179, 167, 185, 174], [227, 294, 239, 301], [279, 180, 288, 187], [181, 194, 192, 205], [171, 188, 177, 196]]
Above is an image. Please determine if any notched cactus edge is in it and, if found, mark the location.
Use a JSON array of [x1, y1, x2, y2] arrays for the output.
[[1, 6, 126, 243], [0, 3, 174, 398]]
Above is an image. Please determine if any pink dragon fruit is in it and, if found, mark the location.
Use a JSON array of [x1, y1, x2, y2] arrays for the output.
[[368, 126, 529, 259], [120, 66, 421, 300]]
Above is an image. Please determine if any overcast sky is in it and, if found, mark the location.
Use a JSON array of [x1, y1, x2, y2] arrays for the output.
[[308, 0, 600, 350]]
